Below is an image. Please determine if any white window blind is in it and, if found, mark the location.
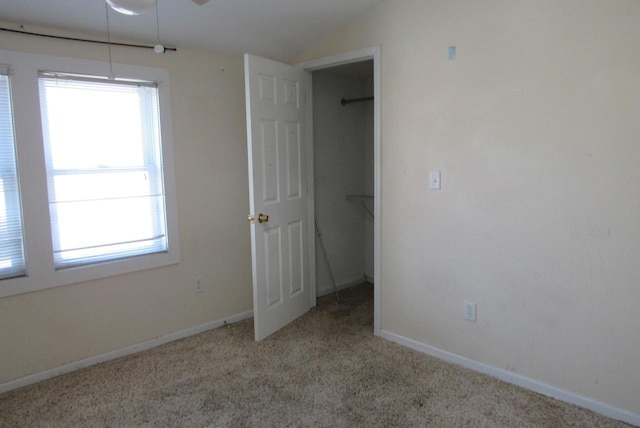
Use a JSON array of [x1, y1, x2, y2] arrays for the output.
[[0, 68, 27, 280], [38, 73, 168, 269]]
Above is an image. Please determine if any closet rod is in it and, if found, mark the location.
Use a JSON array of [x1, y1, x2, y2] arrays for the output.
[[340, 96, 374, 106]]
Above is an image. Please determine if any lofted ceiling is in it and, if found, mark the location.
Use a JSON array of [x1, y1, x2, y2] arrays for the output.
[[0, 0, 383, 61]]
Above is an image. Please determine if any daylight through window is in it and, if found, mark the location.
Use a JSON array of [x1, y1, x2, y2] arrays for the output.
[[38, 73, 168, 269]]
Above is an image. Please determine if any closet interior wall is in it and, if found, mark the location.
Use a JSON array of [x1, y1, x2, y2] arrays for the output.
[[312, 62, 374, 297]]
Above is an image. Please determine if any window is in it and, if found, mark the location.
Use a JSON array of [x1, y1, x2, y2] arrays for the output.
[[0, 67, 26, 280], [39, 73, 167, 269], [0, 50, 179, 298]]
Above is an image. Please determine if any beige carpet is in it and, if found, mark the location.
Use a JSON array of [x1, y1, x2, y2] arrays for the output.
[[0, 284, 630, 427]]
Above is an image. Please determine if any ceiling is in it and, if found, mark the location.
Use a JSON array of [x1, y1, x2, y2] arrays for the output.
[[0, 0, 383, 61]]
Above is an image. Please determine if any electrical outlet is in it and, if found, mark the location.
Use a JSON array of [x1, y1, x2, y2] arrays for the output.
[[193, 276, 204, 293], [429, 171, 441, 190], [464, 301, 476, 322]]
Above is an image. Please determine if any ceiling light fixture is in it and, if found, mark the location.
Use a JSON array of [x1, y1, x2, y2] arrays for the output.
[[106, 0, 156, 16]]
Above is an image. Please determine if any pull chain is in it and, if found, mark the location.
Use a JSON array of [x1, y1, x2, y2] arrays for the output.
[[105, 3, 114, 78], [154, 1, 165, 53]]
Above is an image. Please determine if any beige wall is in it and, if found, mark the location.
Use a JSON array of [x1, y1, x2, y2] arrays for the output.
[[296, 0, 640, 415], [0, 24, 252, 383]]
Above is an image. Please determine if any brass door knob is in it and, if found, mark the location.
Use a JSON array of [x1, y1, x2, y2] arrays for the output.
[[258, 213, 269, 223]]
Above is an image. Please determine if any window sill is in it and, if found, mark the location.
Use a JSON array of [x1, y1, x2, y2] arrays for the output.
[[0, 249, 180, 299]]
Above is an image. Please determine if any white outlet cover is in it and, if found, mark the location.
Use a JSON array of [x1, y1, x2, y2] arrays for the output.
[[193, 276, 204, 293], [464, 301, 476, 322], [430, 171, 441, 190]]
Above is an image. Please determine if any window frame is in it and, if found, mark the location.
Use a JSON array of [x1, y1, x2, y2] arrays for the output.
[[0, 49, 180, 299]]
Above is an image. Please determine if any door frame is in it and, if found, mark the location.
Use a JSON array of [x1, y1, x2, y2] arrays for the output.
[[297, 46, 381, 336]]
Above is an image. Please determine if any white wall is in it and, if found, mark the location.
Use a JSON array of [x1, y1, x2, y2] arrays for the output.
[[312, 66, 373, 295], [295, 0, 640, 418], [0, 23, 252, 384]]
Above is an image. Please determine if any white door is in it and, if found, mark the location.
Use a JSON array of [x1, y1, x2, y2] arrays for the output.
[[244, 54, 311, 341]]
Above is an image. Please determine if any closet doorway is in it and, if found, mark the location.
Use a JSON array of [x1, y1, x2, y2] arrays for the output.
[[312, 62, 374, 295], [299, 47, 381, 335]]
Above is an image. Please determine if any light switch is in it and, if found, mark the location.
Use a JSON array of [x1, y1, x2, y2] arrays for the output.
[[430, 171, 441, 190]]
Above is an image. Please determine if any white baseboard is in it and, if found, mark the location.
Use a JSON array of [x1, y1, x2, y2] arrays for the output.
[[0, 309, 254, 395], [316, 277, 370, 297], [380, 330, 640, 427]]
